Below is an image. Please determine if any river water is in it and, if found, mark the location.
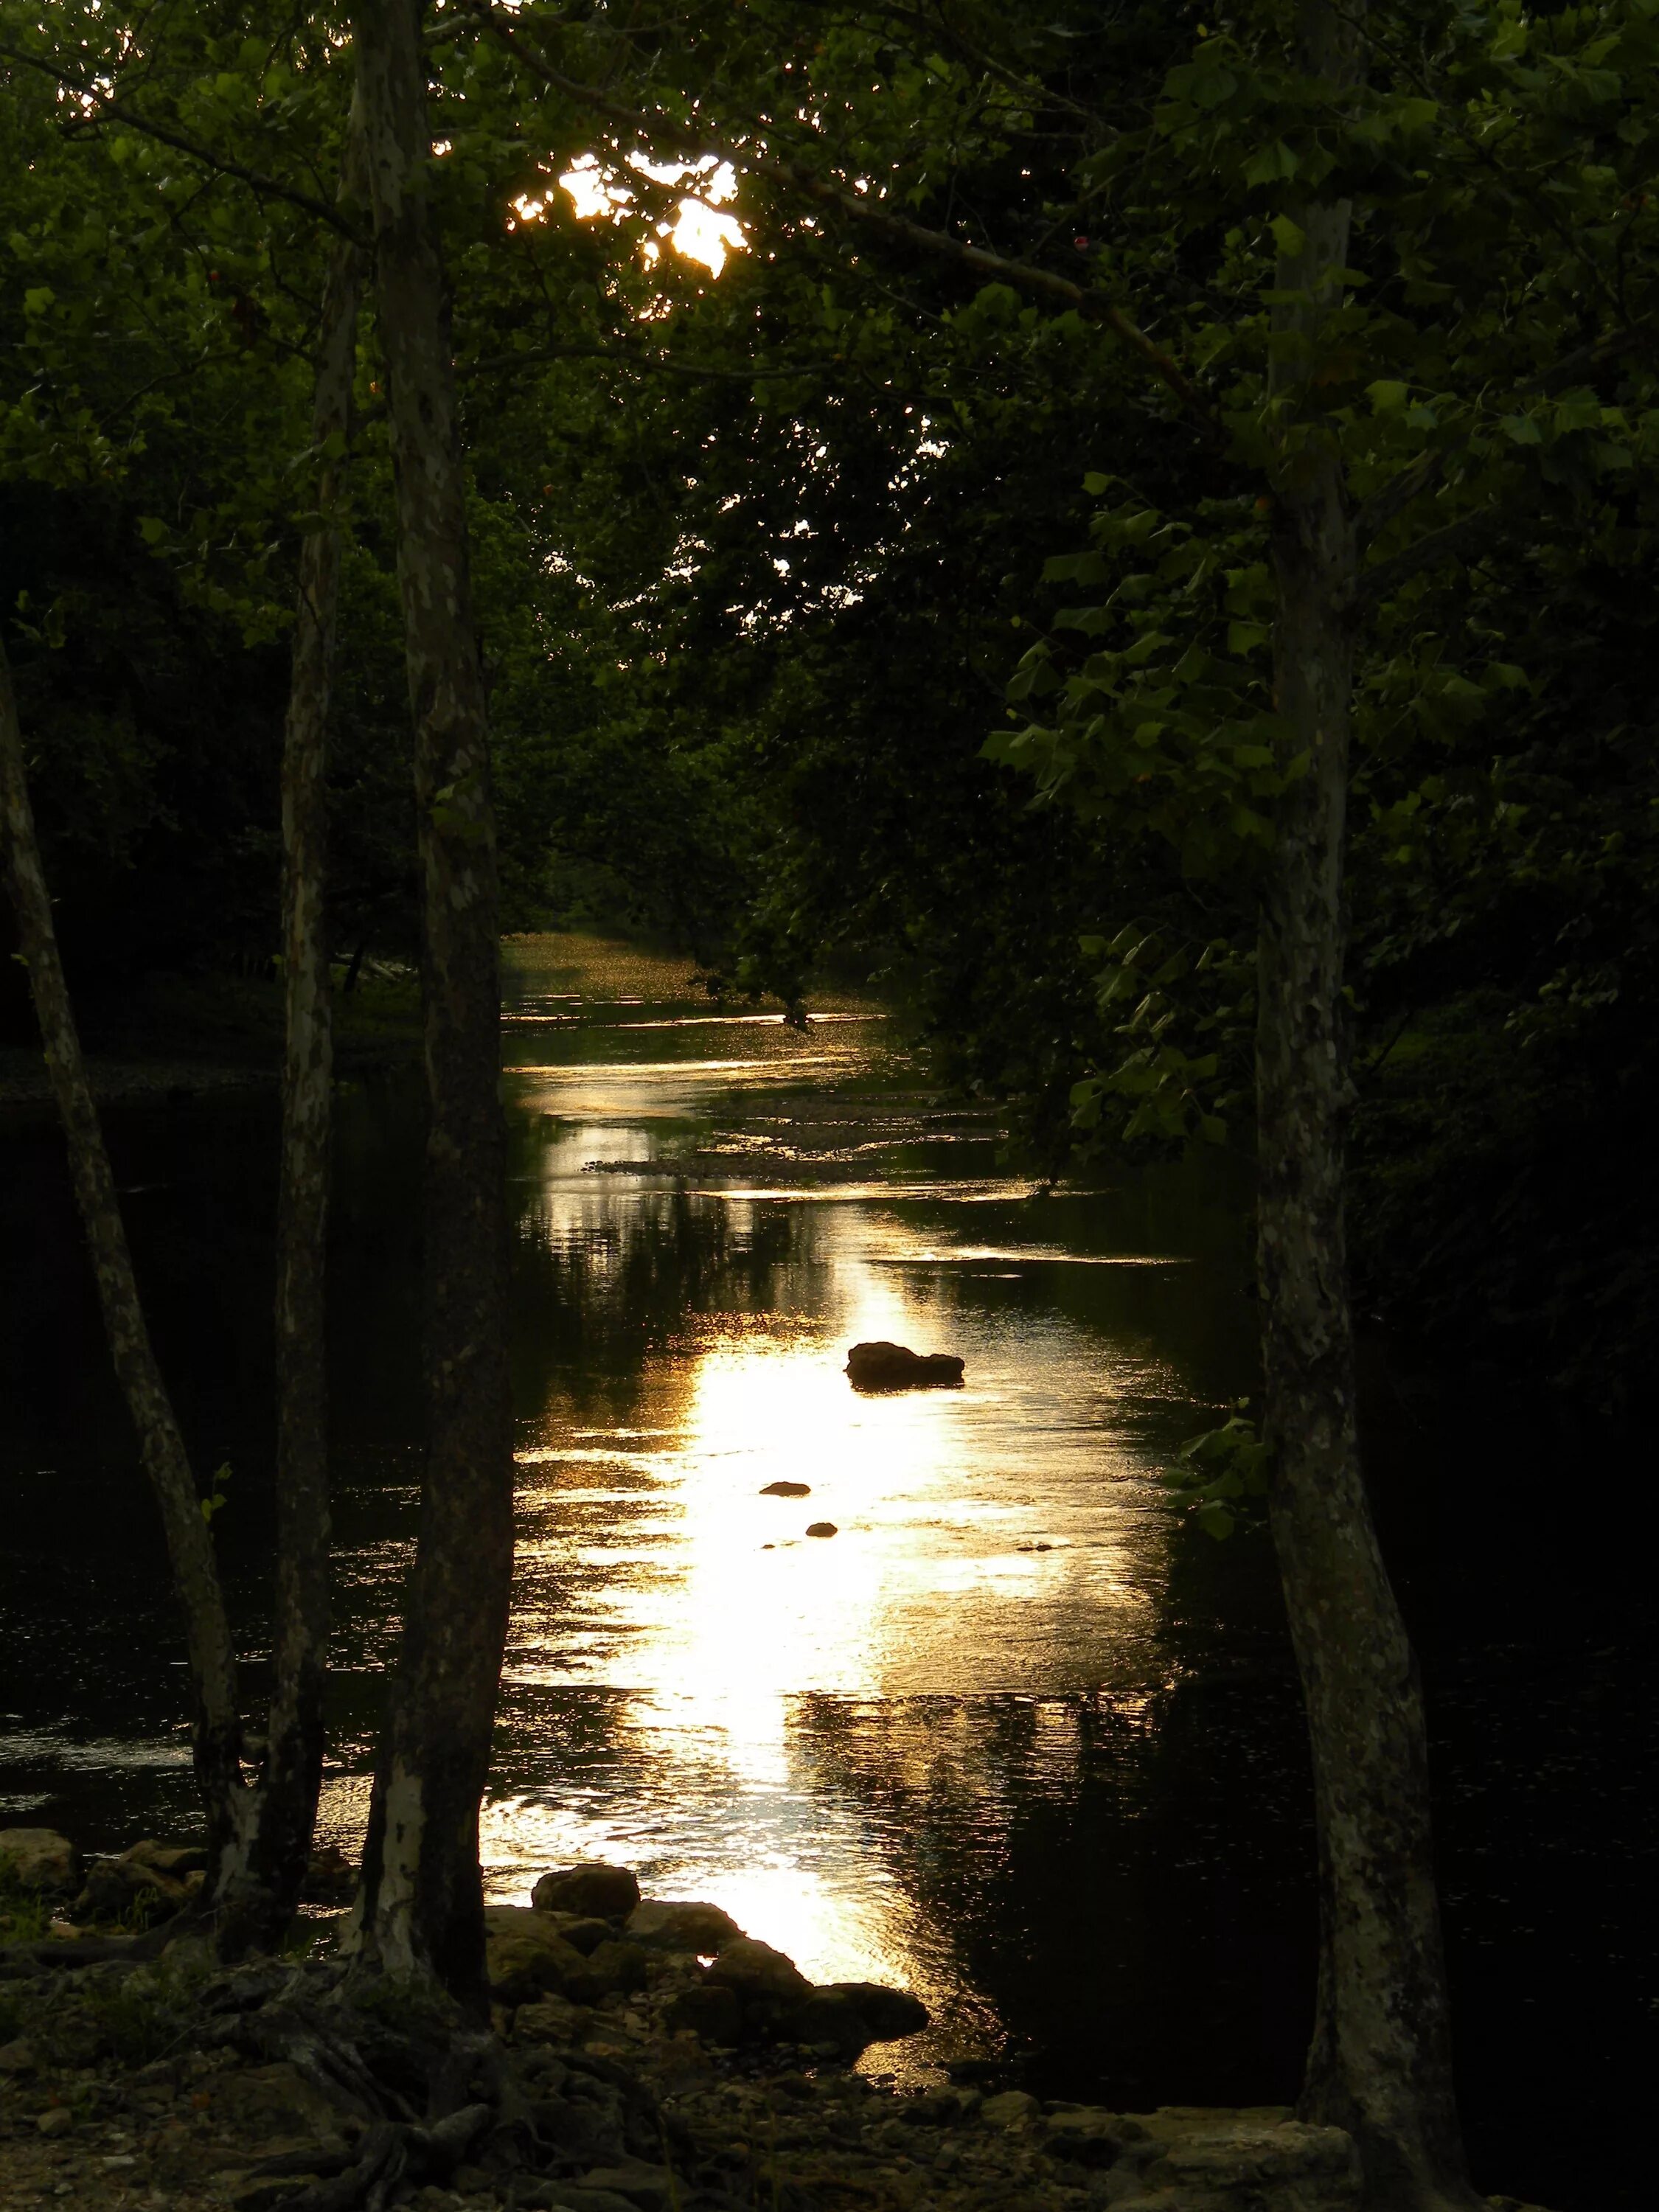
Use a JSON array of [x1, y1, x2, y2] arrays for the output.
[[1, 934, 1651, 2210]]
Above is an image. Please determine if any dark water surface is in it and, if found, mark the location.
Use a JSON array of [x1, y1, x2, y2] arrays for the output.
[[1, 936, 1651, 2209]]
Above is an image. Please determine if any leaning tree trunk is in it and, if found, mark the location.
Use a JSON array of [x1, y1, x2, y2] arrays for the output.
[[214, 199, 367, 1960], [344, 0, 515, 2013], [0, 641, 246, 1860], [1259, 5, 1481, 2208]]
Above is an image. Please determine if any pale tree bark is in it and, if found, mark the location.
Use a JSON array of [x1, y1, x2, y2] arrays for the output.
[[1259, 5, 1481, 2208], [344, 0, 514, 2013], [0, 644, 246, 1859], [215, 187, 368, 1960]]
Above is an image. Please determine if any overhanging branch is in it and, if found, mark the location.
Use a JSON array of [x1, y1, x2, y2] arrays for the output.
[[1354, 508, 1510, 609], [1354, 323, 1650, 549], [455, 1, 1225, 445], [0, 37, 365, 245]]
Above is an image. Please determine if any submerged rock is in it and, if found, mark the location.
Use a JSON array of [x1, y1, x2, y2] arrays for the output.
[[845, 1340, 965, 1390], [759, 1480, 811, 1496], [532, 1862, 641, 1921], [804, 1521, 838, 1538]]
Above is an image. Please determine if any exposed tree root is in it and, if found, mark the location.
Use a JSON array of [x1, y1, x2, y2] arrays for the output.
[[191, 1959, 658, 2211]]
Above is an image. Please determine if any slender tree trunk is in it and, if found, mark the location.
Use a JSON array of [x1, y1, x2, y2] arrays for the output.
[[1259, 6, 1480, 2208], [344, 0, 514, 2012], [214, 198, 367, 1959], [0, 644, 246, 1859]]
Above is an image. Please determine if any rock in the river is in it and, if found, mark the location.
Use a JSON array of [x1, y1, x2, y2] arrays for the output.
[[759, 1481, 811, 1496], [825, 1980, 929, 2042], [782, 1980, 928, 2059], [706, 1936, 811, 2004], [804, 1521, 838, 1538], [532, 1862, 641, 1920], [625, 1899, 743, 1952], [845, 1340, 965, 1391], [0, 1828, 80, 1896], [483, 1905, 590, 2003]]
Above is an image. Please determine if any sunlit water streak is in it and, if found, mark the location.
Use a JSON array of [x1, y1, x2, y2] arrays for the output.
[[319, 935, 1253, 2068], [2, 933, 1652, 2208]]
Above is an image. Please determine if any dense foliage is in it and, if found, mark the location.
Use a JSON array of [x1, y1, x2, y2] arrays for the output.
[[1, 0, 1653, 1402]]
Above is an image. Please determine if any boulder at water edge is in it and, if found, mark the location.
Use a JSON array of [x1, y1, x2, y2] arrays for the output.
[[72, 1839, 204, 1927], [706, 1935, 811, 2004], [483, 1905, 590, 2004], [625, 1899, 743, 1952], [785, 1980, 931, 2057], [531, 1861, 641, 1920], [0, 1829, 79, 1898], [845, 1340, 965, 1391]]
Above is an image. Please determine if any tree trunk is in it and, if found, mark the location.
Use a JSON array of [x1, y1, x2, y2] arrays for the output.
[[214, 194, 366, 1959], [0, 643, 246, 1860], [344, 0, 514, 2013], [1259, 6, 1480, 2208]]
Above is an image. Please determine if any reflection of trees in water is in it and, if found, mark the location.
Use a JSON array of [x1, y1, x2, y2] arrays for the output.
[[511, 1192, 810, 1415], [787, 1682, 1314, 2105]]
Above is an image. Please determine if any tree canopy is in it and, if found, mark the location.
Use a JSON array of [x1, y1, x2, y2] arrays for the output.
[[3, 0, 1654, 1414]]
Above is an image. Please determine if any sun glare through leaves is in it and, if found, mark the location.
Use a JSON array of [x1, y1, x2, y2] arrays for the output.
[[511, 151, 746, 279]]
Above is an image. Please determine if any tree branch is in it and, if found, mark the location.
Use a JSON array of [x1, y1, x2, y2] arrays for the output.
[[1354, 323, 1650, 548], [1353, 508, 1510, 609], [453, 1, 1225, 445], [0, 38, 365, 244]]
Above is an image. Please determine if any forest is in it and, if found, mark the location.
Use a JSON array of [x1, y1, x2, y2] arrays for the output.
[[0, 7, 1652, 2212]]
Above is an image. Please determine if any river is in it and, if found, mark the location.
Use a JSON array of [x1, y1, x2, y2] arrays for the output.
[[1, 933, 1650, 2211]]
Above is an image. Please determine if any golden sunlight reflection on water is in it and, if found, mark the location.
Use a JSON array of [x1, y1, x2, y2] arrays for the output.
[[400, 936, 1228, 2067]]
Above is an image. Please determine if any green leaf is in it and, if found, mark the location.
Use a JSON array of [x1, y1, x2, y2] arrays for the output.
[[1195, 1503, 1237, 1540], [1500, 414, 1543, 445], [1268, 213, 1306, 260], [1244, 139, 1299, 187]]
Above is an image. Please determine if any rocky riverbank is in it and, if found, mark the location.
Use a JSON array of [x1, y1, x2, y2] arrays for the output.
[[0, 1834, 1555, 2212]]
